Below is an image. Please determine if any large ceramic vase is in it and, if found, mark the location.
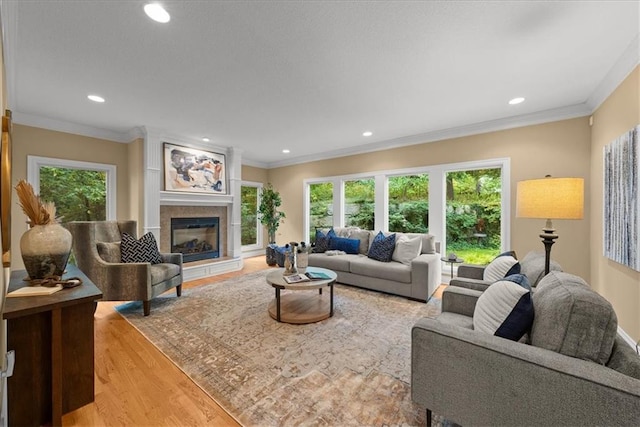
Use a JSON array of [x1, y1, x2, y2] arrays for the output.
[[20, 223, 72, 279]]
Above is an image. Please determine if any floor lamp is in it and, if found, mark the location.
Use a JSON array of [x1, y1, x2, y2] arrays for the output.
[[516, 176, 584, 275]]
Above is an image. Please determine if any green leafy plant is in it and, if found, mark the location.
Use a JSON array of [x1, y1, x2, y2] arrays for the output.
[[258, 183, 286, 244]]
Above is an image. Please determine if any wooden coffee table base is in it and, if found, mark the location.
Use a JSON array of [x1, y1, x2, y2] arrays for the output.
[[268, 292, 332, 324]]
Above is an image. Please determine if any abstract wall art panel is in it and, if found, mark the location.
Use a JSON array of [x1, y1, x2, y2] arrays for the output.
[[603, 125, 640, 271]]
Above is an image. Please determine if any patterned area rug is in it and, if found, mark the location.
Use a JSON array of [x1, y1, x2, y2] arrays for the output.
[[116, 270, 441, 426]]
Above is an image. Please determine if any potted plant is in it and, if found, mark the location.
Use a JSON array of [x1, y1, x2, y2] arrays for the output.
[[258, 183, 286, 265]]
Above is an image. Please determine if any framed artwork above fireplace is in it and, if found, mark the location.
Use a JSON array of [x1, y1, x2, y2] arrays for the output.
[[164, 143, 226, 194]]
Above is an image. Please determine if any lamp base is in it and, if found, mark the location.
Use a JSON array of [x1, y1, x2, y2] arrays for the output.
[[539, 229, 558, 275]]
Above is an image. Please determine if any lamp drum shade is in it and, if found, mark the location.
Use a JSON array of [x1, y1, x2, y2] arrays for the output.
[[516, 177, 584, 220]]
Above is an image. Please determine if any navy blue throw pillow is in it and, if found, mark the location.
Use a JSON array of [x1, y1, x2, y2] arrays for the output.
[[313, 228, 336, 253], [329, 236, 360, 254], [367, 231, 396, 262]]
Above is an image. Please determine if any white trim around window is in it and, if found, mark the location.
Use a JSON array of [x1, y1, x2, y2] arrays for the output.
[[241, 180, 263, 254], [27, 155, 117, 220]]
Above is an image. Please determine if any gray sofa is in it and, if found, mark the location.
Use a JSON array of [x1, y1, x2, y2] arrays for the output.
[[450, 250, 562, 291], [412, 271, 640, 426], [307, 227, 441, 301]]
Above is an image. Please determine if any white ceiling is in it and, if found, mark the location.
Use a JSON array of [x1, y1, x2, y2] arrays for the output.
[[3, 1, 639, 168]]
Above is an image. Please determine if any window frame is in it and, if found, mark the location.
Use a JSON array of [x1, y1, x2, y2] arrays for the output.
[[27, 155, 117, 220], [240, 181, 263, 252], [303, 158, 510, 255]]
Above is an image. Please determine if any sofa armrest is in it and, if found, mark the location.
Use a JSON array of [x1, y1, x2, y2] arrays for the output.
[[449, 276, 491, 292], [457, 264, 485, 280], [411, 318, 640, 426], [161, 252, 183, 267], [410, 254, 441, 300], [441, 286, 481, 317]]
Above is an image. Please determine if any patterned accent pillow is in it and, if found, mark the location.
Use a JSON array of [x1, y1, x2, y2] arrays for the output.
[[313, 228, 336, 253], [473, 274, 534, 341], [120, 232, 163, 264], [483, 255, 520, 282], [367, 231, 396, 262]]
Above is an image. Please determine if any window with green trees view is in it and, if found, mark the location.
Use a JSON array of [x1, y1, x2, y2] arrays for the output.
[[388, 174, 429, 233], [39, 166, 107, 222], [344, 178, 374, 229], [446, 168, 502, 264], [241, 184, 260, 247], [309, 182, 333, 240]]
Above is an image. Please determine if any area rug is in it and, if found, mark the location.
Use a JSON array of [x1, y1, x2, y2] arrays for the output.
[[116, 270, 442, 426]]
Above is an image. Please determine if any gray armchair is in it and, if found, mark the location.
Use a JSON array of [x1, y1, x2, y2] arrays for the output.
[[66, 220, 183, 316], [412, 273, 640, 426], [450, 250, 562, 291]]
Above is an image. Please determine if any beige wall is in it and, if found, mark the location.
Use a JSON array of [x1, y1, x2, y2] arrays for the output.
[[242, 164, 268, 184], [10, 124, 131, 268], [590, 66, 640, 341], [268, 117, 592, 281]]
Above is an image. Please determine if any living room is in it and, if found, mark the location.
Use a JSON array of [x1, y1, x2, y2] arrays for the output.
[[1, 1, 639, 426]]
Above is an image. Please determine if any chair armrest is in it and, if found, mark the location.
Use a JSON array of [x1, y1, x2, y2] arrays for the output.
[[90, 259, 152, 301], [411, 318, 640, 426], [441, 286, 481, 317], [161, 252, 183, 267], [449, 276, 491, 292], [457, 264, 485, 280]]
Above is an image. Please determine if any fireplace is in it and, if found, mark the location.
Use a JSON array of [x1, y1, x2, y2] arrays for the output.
[[171, 217, 220, 263]]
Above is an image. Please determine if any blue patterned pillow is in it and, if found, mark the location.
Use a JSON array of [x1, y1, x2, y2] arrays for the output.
[[121, 232, 162, 264], [313, 228, 336, 253], [367, 232, 396, 262], [329, 236, 360, 254]]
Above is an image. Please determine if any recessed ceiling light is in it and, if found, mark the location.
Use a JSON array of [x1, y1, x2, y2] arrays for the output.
[[509, 97, 525, 105], [362, 131, 373, 137], [202, 137, 210, 142], [282, 149, 290, 154], [144, 3, 170, 23], [87, 95, 105, 103]]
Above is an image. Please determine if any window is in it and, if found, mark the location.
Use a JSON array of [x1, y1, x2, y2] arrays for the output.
[[445, 168, 502, 265], [344, 178, 374, 229], [241, 182, 262, 250], [28, 156, 116, 222], [388, 174, 429, 233], [308, 182, 333, 241]]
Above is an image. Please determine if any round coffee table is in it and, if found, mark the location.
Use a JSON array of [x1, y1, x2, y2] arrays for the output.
[[266, 266, 337, 324]]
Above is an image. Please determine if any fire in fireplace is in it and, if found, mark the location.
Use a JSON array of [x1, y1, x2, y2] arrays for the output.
[[171, 217, 220, 263]]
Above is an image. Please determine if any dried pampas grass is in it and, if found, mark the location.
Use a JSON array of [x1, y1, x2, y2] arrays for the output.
[[15, 179, 57, 225]]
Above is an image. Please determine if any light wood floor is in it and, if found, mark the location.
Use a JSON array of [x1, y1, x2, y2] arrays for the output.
[[63, 257, 446, 426], [63, 256, 271, 427]]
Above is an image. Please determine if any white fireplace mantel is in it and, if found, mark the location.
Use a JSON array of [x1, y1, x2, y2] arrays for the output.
[[159, 191, 233, 206]]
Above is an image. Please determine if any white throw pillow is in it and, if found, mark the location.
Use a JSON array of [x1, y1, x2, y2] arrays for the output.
[[392, 235, 423, 265], [473, 274, 534, 341], [483, 255, 520, 282]]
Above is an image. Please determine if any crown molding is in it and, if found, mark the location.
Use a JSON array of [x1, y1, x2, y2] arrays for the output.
[[586, 33, 640, 112], [263, 103, 591, 169], [12, 111, 133, 143]]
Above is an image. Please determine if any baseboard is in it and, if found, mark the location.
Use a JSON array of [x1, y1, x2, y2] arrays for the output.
[[242, 249, 265, 258], [617, 325, 638, 350]]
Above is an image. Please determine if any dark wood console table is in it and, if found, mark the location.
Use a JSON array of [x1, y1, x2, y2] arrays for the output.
[[3, 264, 102, 426]]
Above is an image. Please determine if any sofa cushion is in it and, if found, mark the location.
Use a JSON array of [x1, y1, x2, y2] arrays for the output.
[[313, 228, 336, 253], [531, 272, 617, 365], [329, 236, 360, 254], [520, 251, 562, 286], [483, 255, 520, 282], [349, 256, 412, 283], [121, 232, 163, 264], [367, 231, 396, 262], [473, 274, 534, 341], [307, 253, 358, 272], [347, 229, 371, 254], [97, 241, 121, 263], [392, 235, 422, 265], [400, 232, 436, 254]]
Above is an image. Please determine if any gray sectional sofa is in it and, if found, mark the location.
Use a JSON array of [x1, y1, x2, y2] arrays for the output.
[[412, 271, 640, 426], [307, 227, 441, 301]]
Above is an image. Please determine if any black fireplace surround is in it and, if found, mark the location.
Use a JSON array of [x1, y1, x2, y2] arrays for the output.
[[171, 217, 220, 263]]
